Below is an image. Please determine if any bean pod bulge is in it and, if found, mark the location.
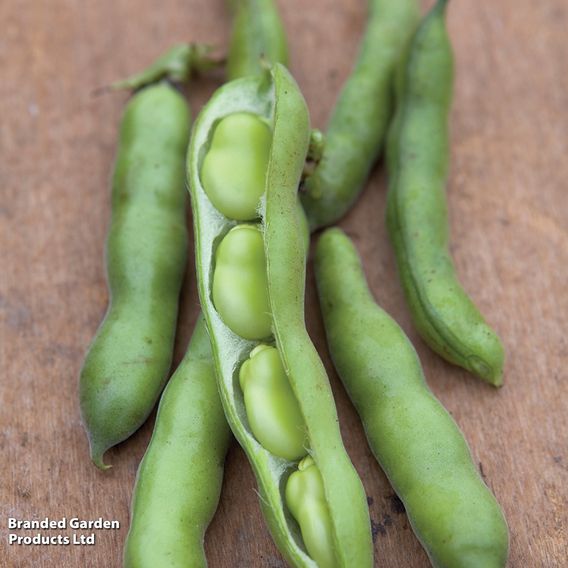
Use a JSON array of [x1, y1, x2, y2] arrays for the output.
[[188, 64, 372, 567]]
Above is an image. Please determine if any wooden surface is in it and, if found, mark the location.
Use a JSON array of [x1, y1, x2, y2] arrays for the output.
[[1, 0, 567, 566]]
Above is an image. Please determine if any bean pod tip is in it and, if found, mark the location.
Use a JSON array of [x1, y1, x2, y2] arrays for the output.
[[89, 441, 112, 471]]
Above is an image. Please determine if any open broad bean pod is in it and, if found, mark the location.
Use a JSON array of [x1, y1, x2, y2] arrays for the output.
[[187, 63, 373, 568]]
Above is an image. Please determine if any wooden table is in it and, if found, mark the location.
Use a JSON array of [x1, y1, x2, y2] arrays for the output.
[[2, 0, 567, 566]]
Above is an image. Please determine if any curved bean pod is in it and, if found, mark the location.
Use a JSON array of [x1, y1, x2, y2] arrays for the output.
[[315, 227, 509, 568], [188, 64, 372, 567], [301, 0, 420, 231], [80, 83, 189, 469], [123, 316, 231, 568], [226, 0, 288, 81], [386, 0, 505, 385]]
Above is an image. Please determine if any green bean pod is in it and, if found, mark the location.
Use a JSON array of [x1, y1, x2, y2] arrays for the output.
[[301, 0, 420, 231], [226, 0, 288, 81], [123, 316, 231, 568], [80, 83, 189, 469], [188, 64, 372, 567], [315, 227, 509, 568], [80, 47, 221, 469], [386, 0, 505, 385]]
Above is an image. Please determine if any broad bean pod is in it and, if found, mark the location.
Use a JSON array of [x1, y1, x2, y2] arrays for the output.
[[226, 0, 288, 81], [80, 79, 190, 469], [315, 227, 509, 568], [123, 316, 231, 568], [79, 47, 221, 469], [301, 0, 420, 231], [386, 0, 505, 385], [187, 64, 372, 567]]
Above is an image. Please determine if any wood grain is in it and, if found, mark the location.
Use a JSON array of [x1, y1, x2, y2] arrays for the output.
[[1, 0, 567, 566]]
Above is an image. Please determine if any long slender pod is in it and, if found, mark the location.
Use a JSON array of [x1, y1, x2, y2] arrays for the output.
[[301, 0, 420, 231], [188, 64, 372, 567], [80, 47, 221, 469], [80, 80, 190, 469], [386, 0, 505, 385], [315, 228, 509, 568], [226, 0, 288, 81], [123, 317, 231, 568]]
